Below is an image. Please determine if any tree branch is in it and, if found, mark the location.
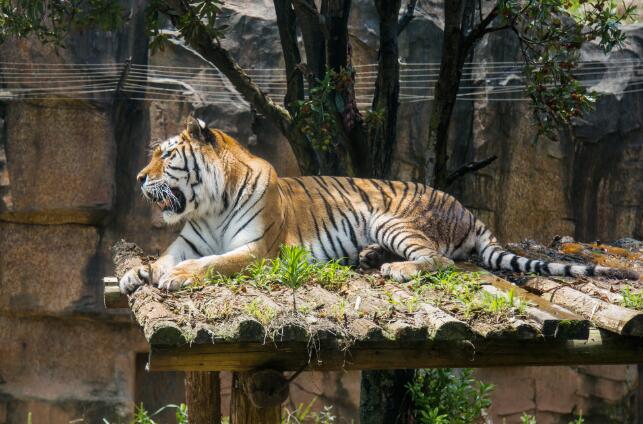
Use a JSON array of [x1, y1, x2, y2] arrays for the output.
[[161, 0, 318, 174], [445, 155, 498, 186], [463, 5, 498, 50], [397, 0, 417, 35]]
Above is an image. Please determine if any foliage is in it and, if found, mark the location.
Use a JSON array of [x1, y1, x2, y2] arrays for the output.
[[0, 0, 124, 46], [406, 368, 494, 424], [292, 70, 342, 152], [498, 0, 637, 136], [102, 403, 188, 424], [620, 286, 643, 310], [145, 0, 228, 53]]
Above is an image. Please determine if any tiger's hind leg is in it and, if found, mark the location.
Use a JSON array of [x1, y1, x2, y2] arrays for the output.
[[370, 217, 454, 281]]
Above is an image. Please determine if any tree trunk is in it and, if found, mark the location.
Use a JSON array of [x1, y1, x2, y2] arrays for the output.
[[371, 0, 402, 178], [230, 372, 282, 424], [185, 372, 221, 424], [273, 0, 304, 109], [292, 0, 326, 81], [321, 0, 351, 72], [424, 0, 475, 188], [360, 370, 415, 424]]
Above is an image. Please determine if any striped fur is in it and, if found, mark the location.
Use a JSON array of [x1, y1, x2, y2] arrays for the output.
[[119, 118, 639, 294]]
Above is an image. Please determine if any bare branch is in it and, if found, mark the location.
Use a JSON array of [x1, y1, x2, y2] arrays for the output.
[[445, 155, 498, 186], [273, 0, 304, 108]]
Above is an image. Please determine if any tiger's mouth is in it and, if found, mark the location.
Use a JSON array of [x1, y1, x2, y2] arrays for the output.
[[156, 188, 186, 214]]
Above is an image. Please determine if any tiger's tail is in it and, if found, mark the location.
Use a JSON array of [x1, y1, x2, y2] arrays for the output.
[[473, 221, 640, 281]]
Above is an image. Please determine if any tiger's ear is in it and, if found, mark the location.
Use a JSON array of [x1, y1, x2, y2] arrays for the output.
[[186, 116, 216, 145]]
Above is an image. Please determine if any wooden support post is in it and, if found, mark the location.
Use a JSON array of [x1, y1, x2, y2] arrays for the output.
[[230, 371, 287, 424], [359, 369, 414, 424], [185, 372, 221, 424]]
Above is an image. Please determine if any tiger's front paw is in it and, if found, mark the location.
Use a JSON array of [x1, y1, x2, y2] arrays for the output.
[[119, 266, 150, 294], [381, 261, 422, 282], [158, 260, 201, 291]]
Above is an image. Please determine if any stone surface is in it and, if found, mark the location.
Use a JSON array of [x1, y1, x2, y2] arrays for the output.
[[0, 316, 148, 424], [0, 223, 102, 315], [0, 101, 115, 224]]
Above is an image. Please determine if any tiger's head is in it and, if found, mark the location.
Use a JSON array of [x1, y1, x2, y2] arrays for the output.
[[137, 117, 243, 224]]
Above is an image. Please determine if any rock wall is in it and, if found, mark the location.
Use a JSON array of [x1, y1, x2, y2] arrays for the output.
[[0, 1, 641, 423]]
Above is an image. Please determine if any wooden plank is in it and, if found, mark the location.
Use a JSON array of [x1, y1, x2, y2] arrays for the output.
[[523, 277, 643, 337], [149, 328, 643, 372]]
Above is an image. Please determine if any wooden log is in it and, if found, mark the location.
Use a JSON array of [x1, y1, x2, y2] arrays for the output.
[[149, 328, 643, 371], [459, 263, 590, 339], [185, 371, 221, 424], [524, 277, 643, 337], [230, 372, 281, 424], [379, 281, 472, 340]]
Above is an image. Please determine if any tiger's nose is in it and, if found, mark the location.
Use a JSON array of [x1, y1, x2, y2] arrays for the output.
[[137, 173, 147, 186]]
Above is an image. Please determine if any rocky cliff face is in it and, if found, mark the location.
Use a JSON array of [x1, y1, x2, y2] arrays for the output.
[[0, 1, 641, 423]]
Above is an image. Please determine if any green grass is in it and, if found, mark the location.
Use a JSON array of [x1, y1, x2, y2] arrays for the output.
[[620, 286, 643, 310], [244, 298, 277, 325], [409, 268, 528, 319], [203, 245, 353, 293]]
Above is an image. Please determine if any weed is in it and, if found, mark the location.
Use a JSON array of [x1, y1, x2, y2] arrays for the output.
[[102, 403, 187, 424], [244, 298, 277, 325], [620, 286, 643, 310], [330, 299, 348, 323], [282, 397, 338, 424]]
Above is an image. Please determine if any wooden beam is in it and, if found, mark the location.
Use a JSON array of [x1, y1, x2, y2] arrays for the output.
[[149, 328, 643, 372]]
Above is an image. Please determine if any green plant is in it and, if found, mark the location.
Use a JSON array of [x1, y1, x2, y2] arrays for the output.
[[520, 413, 537, 424], [407, 368, 494, 424], [282, 397, 338, 424], [102, 403, 188, 424], [620, 286, 643, 310], [278, 245, 314, 312]]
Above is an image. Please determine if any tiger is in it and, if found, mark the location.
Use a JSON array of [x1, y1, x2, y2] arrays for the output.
[[118, 117, 639, 294]]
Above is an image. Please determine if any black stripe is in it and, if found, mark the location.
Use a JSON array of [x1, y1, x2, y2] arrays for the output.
[[524, 259, 534, 273], [510, 255, 520, 272], [311, 213, 332, 260], [180, 235, 203, 257], [564, 264, 573, 277], [247, 220, 276, 244], [494, 252, 507, 269], [230, 206, 264, 240], [189, 221, 209, 247], [586, 265, 596, 277]]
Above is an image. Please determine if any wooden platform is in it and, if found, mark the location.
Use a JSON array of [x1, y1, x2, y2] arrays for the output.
[[105, 238, 643, 371]]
